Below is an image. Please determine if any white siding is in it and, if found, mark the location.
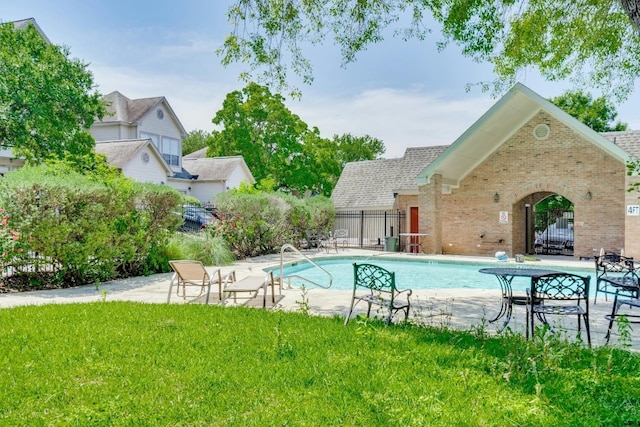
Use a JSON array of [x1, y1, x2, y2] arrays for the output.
[[167, 179, 190, 195], [0, 147, 25, 172], [226, 165, 253, 188], [91, 126, 120, 141], [190, 182, 226, 204], [121, 147, 169, 184], [91, 124, 137, 141], [138, 104, 184, 174], [138, 105, 183, 139], [0, 147, 15, 158]]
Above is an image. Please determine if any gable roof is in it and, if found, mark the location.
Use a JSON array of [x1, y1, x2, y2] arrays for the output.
[[97, 91, 187, 137], [331, 146, 447, 210], [416, 83, 632, 191], [182, 156, 255, 183], [94, 139, 172, 175], [183, 147, 208, 159], [393, 146, 448, 193], [9, 18, 51, 43]]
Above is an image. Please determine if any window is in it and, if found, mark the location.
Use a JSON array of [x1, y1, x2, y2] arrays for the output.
[[140, 131, 160, 148], [139, 132, 180, 166], [162, 137, 180, 166]]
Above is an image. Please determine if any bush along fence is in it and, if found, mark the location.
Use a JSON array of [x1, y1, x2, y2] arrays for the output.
[[0, 164, 182, 292], [211, 191, 335, 259]]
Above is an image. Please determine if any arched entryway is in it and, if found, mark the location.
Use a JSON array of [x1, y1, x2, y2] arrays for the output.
[[532, 195, 574, 256], [512, 191, 575, 257]]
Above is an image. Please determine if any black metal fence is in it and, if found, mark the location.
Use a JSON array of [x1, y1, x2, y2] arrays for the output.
[[534, 210, 574, 255], [333, 210, 406, 251]]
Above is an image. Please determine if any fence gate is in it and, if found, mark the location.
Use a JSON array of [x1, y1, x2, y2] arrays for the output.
[[334, 210, 406, 251], [534, 210, 574, 256]]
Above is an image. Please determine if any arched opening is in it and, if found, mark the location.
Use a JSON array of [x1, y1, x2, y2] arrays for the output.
[[532, 194, 574, 256]]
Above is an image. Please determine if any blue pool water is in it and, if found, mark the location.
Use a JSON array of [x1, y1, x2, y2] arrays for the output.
[[272, 257, 596, 292]]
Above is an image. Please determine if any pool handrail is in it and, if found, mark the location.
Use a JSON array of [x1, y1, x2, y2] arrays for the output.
[[279, 244, 333, 289], [363, 252, 388, 261]]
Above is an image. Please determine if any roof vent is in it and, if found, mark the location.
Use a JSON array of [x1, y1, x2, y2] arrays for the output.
[[533, 123, 550, 140]]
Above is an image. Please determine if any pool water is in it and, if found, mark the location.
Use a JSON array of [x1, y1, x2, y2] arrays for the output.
[[273, 257, 596, 292]]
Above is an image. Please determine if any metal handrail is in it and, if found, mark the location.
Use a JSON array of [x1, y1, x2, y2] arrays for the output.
[[364, 252, 389, 261], [279, 244, 333, 289]]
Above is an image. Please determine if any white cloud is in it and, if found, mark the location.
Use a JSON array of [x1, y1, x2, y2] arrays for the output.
[[92, 62, 497, 158], [95, 59, 640, 161], [294, 88, 495, 158]]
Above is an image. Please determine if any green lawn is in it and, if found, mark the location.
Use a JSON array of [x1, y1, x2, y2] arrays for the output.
[[1, 302, 638, 426]]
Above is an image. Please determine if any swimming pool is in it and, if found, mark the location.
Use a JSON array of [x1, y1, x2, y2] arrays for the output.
[[272, 257, 596, 292]]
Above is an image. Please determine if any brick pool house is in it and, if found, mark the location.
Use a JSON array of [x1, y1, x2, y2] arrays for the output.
[[332, 83, 640, 259]]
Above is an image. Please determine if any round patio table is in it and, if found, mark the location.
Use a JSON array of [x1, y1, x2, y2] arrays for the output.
[[479, 267, 562, 332]]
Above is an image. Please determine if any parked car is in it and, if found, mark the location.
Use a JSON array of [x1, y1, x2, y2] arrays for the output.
[[535, 224, 574, 253], [182, 205, 216, 230]]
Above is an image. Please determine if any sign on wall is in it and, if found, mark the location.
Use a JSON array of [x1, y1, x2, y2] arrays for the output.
[[499, 211, 509, 224], [627, 205, 640, 216]]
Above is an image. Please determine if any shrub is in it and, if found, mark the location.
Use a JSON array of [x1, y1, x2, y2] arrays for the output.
[[213, 191, 335, 258], [0, 209, 28, 274], [0, 164, 182, 289], [166, 232, 234, 266]]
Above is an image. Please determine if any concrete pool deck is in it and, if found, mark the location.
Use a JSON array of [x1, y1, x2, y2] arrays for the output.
[[1, 248, 638, 349]]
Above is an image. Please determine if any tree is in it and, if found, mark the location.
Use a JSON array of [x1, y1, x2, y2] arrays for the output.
[[550, 90, 628, 132], [182, 129, 211, 156], [219, 1, 640, 100], [208, 83, 311, 192], [333, 133, 385, 165], [207, 84, 385, 196], [0, 21, 105, 162]]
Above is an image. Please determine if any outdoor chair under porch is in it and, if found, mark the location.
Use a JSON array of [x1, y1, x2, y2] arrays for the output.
[[344, 263, 412, 326]]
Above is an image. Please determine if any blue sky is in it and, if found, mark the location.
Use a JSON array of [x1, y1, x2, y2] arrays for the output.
[[4, 1, 640, 158]]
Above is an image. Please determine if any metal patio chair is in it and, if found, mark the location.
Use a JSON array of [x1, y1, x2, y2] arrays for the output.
[[594, 252, 639, 304], [526, 273, 591, 346], [605, 286, 640, 344], [344, 263, 412, 326]]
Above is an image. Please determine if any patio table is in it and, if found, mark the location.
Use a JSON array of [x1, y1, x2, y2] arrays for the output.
[[479, 267, 562, 331]]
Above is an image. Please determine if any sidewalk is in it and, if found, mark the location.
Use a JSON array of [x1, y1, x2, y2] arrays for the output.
[[1, 250, 637, 349]]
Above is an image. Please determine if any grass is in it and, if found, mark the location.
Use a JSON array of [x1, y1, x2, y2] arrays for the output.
[[1, 302, 639, 426]]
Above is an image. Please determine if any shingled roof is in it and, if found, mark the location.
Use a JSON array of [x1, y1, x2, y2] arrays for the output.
[[183, 147, 208, 159], [9, 18, 50, 43], [601, 130, 640, 159], [94, 139, 171, 174], [99, 91, 164, 124], [331, 146, 448, 210], [95, 139, 147, 169], [181, 156, 254, 182]]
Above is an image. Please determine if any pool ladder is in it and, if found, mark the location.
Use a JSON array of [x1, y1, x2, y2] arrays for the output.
[[279, 244, 333, 289]]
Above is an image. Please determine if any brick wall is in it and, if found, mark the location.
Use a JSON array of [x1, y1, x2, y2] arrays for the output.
[[418, 111, 626, 258], [625, 175, 640, 257]]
